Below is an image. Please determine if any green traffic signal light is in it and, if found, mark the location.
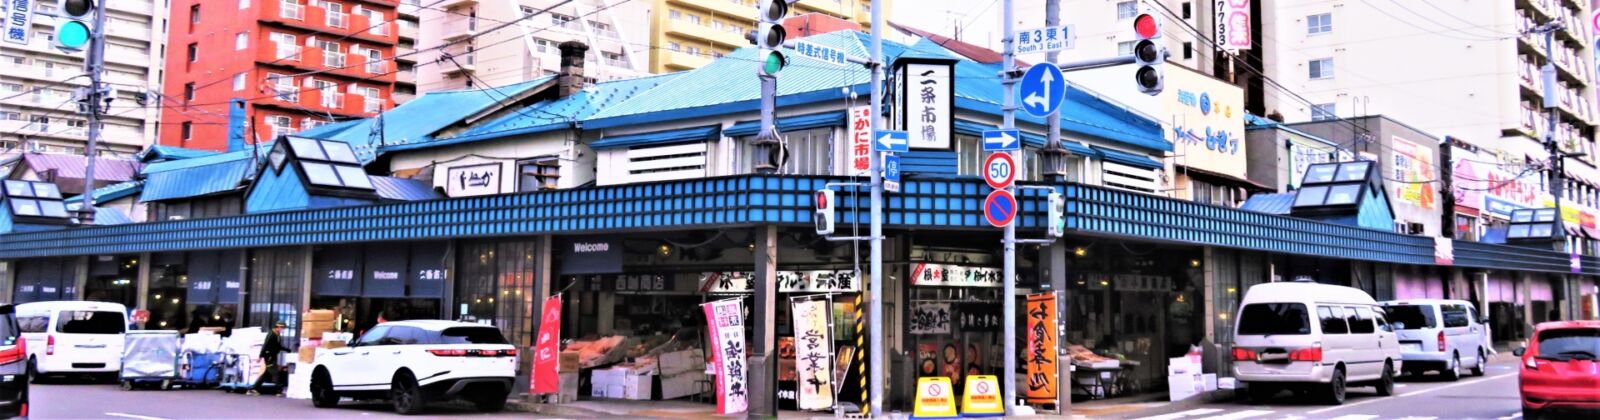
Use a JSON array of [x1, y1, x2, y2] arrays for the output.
[[56, 21, 92, 50], [761, 51, 786, 75]]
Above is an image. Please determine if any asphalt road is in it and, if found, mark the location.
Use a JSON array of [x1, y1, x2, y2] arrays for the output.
[[27, 379, 541, 419]]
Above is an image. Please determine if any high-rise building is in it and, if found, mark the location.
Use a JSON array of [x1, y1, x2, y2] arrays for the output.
[[1, 0, 170, 156], [394, 0, 422, 103], [415, 0, 652, 93], [647, 0, 878, 73], [1053, 1, 1222, 75], [159, 0, 399, 151]]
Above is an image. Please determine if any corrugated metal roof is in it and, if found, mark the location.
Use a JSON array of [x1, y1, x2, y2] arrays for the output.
[[295, 119, 365, 138], [309, 77, 557, 157], [1093, 146, 1164, 170], [67, 203, 134, 225], [135, 145, 219, 163], [372, 176, 441, 201], [383, 73, 684, 151], [139, 146, 269, 202], [65, 180, 143, 205], [1241, 193, 1295, 215], [590, 126, 720, 149], [724, 111, 846, 137], [20, 154, 143, 182]]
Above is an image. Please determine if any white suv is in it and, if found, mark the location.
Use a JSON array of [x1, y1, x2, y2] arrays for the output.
[[309, 320, 518, 415]]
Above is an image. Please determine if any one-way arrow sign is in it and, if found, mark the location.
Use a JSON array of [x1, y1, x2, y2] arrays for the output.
[[982, 129, 1020, 151], [873, 130, 909, 153]]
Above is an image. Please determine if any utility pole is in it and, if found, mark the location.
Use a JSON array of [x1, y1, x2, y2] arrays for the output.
[[1538, 22, 1567, 251], [78, 0, 109, 224], [867, 0, 886, 415], [1042, 1, 1070, 414], [1000, 0, 1019, 414]]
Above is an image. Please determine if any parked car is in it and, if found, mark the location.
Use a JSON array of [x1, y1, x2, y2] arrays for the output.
[[15, 301, 128, 383], [1231, 281, 1402, 404], [1379, 299, 1490, 380], [0, 304, 28, 418], [1516, 320, 1600, 419], [309, 320, 518, 415]]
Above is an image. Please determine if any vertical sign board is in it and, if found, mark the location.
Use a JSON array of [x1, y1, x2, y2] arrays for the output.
[[883, 154, 901, 193], [1024, 292, 1060, 404], [186, 251, 220, 304], [704, 298, 749, 414], [1215, 0, 1253, 51], [2, 0, 34, 45], [531, 294, 562, 395], [790, 296, 836, 410], [217, 250, 244, 304], [409, 242, 448, 298], [313, 246, 363, 296], [897, 62, 954, 150], [846, 106, 873, 175], [362, 243, 409, 298]]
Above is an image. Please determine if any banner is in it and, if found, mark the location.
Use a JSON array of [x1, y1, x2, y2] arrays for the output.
[[847, 106, 872, 175], [1024, 292, 1060, 404], [700, 270, 861, 293], [790, 296, 836, 410], [910, 264, 1002, 287], [910, 303, 952, 334], [1215, 0, 1252, 51], [531, 294, 562, 394], [703, 298, 749, 414]]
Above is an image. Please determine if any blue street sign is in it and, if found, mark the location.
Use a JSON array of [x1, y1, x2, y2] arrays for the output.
[[1019, 64, 1066, 118], [873, 130, 909, 153], [884, 154, 901, 193], [982, 129, 1021, 151]]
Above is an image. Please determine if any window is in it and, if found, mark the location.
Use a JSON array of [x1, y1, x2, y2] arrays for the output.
[[687, 14, 702, 25], [281, 0, 302, 20], [1116, 1, 1137, 20], [236, 32, 248, 50], [187, 43, 198, 62], [356, 325, 391, 346], [1534, 328, 1600, 360], [314, 80, 340, 108], [439, 327, 509, 344], [1309, 58, 1334, 79], [18, 316, 47, 333], [190, 4, 201, 29], [1319, 306, 1350, 334], [184, 82, 196, 100], [362, 9, 386, 35], [268, 73, 296, 101], [669, 10, 681, 20], [240, 0, 250, 9], [532, 38, 556, 53], [320, 41, 343, 67], [233, 72, 247, 91], [1183, 42, 1193, 60], [1348, 306, 1376, 334], [267, 115, 294, 139], [28, 115, 49, 131], [364, 48, 383, 73], [1442, 304, 1471, 328], [271, 32, 298, 59], [1308, 13, 1332, 34], [518, 157, 560, 191], [1237, 303, 1311, 335], [181, 122, 193, 140], [1117, 41, 1136, 56], [668, 42, 681, 52], [1181, 2, 1192, 19], [360, 87, 382, 113], [325, 2, 346, 29], [1311, 103, 1336, 121], [1385, 304, 1437, 329], [56, 311, 126, 334]]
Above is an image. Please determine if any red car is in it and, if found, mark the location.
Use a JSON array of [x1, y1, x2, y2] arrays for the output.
[[1517, 320, 1600, 419]]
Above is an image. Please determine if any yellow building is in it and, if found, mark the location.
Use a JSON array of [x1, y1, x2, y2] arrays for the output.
[[648, 0, 882, 73]]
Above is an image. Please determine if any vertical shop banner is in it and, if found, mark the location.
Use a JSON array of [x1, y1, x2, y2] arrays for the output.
[[186, 251, 220, 304], [703, 298, 749, 414], [1215, 0, 1252, 51], [847, 106, 873, 175], [531, 294, 562, 395], [217, 250, 244, 304], [1024, 292, 1060, 404], [362, 243, 409, 298], [790, 296, 836, 410]]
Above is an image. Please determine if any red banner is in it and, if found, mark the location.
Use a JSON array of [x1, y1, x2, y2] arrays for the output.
[[531, 294, 562, 395]]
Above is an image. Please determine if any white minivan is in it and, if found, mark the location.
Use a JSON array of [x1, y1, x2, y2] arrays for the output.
[[16, 301, 129, 383], [1232, 282, 1403, 404], [1379, 299, 1490, 380]]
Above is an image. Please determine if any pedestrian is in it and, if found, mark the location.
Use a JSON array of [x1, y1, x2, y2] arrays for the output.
[[249, 321, 288, 396]]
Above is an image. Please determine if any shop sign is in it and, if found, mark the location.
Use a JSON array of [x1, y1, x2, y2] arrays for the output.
[[955, 303, 1002, 330], [1166, 66, 1247, 179], [409, 242, 448, 299], [1390, 137, 1437, 210], [558, 236, 624, 275], [846, 106, 872, 176], [532, 294, 562, 395], [187, 251, 220, 304], [611, 274, 668, 292], [896, 62, 953, 150], [911, 263, 1002, 288], [1435, 237, 1455, 266], [703, 298, 749, 415], [1215, 0, 1253, 51], [1023, 292, 1059, 404], [1288, 137, 1350, 188], [2, 0, 34, 46], [699, 270, 861, 293], [910, 303, 952, 335], [790, 296, 835, 410], [444, 162, 502, 197], [363, 244, 408, 298], [1485, 196, 1527, 219], [1451, 158, 1484, 211], [313, 246, 363, 297]]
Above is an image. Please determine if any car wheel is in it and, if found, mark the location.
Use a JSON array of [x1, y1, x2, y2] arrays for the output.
[[1442, 353, 1461, 381], [1246, 383, 1276, 404], [1374, 361, 1395, 396], [1469, 350, 1486, 377], [1325, 367, 1347, 405], [310, 369, 339, 408], [1522, 406, 1539, 420], [390, 371, 426, 415], [120, 380, 134, 391], [27, 358, 46, 385], [472, 389, 509, 412]]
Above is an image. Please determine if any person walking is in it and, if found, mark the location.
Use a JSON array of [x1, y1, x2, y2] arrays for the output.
[[249, 322, 288, 395]]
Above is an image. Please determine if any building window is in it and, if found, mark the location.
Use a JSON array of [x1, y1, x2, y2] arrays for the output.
[[364, 49, 383, 74], [280, 0, 302, 20], [1192, 179, 1238, 207], [517, 157, 560, 191], [236, 32, 248, 50], [551, 13, 579, 29], [361, 87, 381, 113], [687, 14, 702, 25], [320, 41, 343, 67], [1181, 2, 1192, 19], [267, 115, 294, 139], [1311, 103, 1337, 121], [1309, 58, 1333, 79], [668, 42, 681, 52], [1116, 41, 1135, 56], [325, 2, 347, 29], [1183, 42, 1193, 59], [190, 4, 201, 29], [1308, 13, 1332, 35], [181, 122, 193, 140], [669, 10, 681, 20], [187, 43, 198, 62], [271, 32, 297, 59], [240, 0, 250, 9], [1116, 1, 1137, 20], [232, 72, 247, 91], [314, 80, 341, 108], [532, 38, 555, 54], [184, 82, 196, 100], [268, 73, 296, 101]]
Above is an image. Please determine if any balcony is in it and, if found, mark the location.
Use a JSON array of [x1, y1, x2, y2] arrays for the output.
[[436, 0, 477, 8], [398, 20, 418, 40], [665, 19, 747, 48], [440, 16, 477, 42], [320, 92, 344, 109], [105, 22, 152, 42], [347, 11, 399, 44], [280, 2, 305, 21], [327, 12, 349, 30], [108, 0, 155, 15], [793, 1, 851, 20], [660, 49, 711, 71], [365, 58, 388, 75], [669, 0, 756, 21]]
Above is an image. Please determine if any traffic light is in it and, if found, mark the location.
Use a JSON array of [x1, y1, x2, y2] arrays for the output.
[[1047, 192, 1065, 238], [755, 0, 789, 76], [814, 189, 835, 235], [1132, 9, 1164, 95], [54, 0, 97, 52]]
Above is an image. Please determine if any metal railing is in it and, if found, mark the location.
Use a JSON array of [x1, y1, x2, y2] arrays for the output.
[[320, 92, 343, 109]]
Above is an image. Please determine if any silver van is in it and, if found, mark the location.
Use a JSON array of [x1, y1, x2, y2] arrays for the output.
[[1379, 299, 1490, 380]]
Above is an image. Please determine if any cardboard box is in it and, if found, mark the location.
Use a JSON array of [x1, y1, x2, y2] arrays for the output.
[[660, 371, 705, 400], [659, 349, 704, 376], [559, 351, 581, 372], [303, 310, 336, 322], [622, 373, 655, 400], [298, 346, 317, 364], [301, 320, 335, 336], [320, 340, 347, 349], [558, 371, 579, 402]]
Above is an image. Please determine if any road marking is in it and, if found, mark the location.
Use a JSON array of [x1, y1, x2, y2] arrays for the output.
[[1496, 413, 1523, 420], [1324, 415, 1380, 420], [105, 413, 172, 420], [1194, 410, 1274, 420], [1131, 408, 1226, 420], [1307, 372, 1516, 415]]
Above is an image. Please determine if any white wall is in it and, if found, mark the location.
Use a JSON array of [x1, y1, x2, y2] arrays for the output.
[[386, 130, 592, 195]]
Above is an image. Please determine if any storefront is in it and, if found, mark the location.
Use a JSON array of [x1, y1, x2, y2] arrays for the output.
[[85, 255, 139, 307], [142, 251, 244, 332], [1060, 240, 1204, 397], [310, 242, 447, 336], [245, 247, 308, 341], [904, 233, 1016, 402], [12, 257, 79, 304], [1393, 265, 1446, 300]]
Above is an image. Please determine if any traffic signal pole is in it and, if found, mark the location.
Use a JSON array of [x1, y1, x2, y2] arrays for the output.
[[79, 0, 109, 224], [1000, 0, 1019, 414]]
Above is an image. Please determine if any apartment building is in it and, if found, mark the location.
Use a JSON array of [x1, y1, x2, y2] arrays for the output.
[[414, 0, 651, 93], [648, 0, 877, 73], [1056, 1, 1220, 72], [159, 0, 399, 151], [394, 0, 422, 103], [1, 0, 169, 156]]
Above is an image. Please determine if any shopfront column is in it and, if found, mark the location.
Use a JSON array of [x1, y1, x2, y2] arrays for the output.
[[1047, 241, 1069, 412], [135, 253, 152, 311], [749, 225, 778, 417]]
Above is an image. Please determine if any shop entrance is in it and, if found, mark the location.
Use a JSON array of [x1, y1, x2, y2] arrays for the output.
[[85, 255, 138, 307], [1062, 241, 1203, 399]]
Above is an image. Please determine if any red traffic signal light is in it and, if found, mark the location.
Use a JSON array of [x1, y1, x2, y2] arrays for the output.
[[1134, 13, 1159, 39]]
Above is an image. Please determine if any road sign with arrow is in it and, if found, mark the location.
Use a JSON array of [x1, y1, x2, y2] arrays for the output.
[[982, 129, 1020, 152], [873, 130, 909, 153], [1019, 64, 1066, 118]]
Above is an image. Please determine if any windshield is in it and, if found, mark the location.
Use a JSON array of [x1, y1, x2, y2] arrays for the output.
[[56, 310, 127, 334], [1536, 328, 1600, 361], [1384, 305, 1436, 330], [1237, 303, 1311, 336], [439, 327, 508, 345]]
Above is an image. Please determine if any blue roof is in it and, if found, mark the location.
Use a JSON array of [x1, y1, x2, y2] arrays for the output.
[[67, 203, 134, 225], [590, 126, 721, 149], [306, 78, 556, 156], [1093, 146, 1164, 170], [724, 111, 847, 137], [1241, 193, 1295, 215], [135, 145, 219, 163], [140, 145, 270, 202], [383, 73, 684, 151], [65, 180, 142, 205], [296, 119, 365, 138], [372, 176, 441, 201]]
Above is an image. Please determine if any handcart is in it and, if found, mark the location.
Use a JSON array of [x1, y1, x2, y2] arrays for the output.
[[120, 330, 181, 390], [217, 353, 279, 393]]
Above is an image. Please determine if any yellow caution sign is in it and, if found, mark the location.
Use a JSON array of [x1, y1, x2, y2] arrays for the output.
[[961, 375, 1005, 417], [912, 376, 959, 419]]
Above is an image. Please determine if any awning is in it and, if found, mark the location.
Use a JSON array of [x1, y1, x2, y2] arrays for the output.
[[723, 111, 846, 137], [1584, 225, 1600, 240], [409, 242, 448, 299], [591, 126, 719, 150], [1093, 146, 1164, 170]]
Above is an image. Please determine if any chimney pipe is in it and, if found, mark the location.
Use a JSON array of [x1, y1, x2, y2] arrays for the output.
[[557, 41, 589, 97]]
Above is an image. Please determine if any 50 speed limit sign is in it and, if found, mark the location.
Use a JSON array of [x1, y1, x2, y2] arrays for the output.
[[983, 152, 1017, 189]]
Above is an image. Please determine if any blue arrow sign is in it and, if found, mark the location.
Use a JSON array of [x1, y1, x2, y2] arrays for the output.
[[982, 129, 1020, 152], [1019, 64, 1066, 118], [873, 130, 909, 153], [883, 154, 901, 193]]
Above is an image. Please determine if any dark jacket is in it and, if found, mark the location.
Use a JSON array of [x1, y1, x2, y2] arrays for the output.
[[260, 330, 286, 361]]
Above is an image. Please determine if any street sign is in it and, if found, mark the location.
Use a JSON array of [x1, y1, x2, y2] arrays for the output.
[[984, 190, 1017, 228], [1019, 64, 1066, 118], [793, 40, 850, 66], [873, 130, 909, 153], [884, 154, 901, 193], [2, 0, 36, 45], [983, 152, 1016, 190], [982, 129, 1020, 152], [1014, 25, 1075, 55]]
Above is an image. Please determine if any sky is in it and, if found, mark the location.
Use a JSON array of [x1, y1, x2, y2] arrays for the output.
[[888, 0, 1009, 49]]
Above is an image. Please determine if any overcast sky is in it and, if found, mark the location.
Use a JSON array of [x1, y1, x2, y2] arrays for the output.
[[887, 0, 1008, 49]]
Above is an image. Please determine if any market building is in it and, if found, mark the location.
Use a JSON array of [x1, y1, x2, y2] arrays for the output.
[[0, 28, 1596, 415]]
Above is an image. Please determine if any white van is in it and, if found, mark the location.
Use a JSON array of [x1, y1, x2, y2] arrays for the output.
[[15, 301, 129, 383], [1378, 299, 1490, 380], [1231, 282, 1402, 404]]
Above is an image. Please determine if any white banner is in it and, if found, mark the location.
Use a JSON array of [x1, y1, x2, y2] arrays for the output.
[[910, 263, 1002, 287], [444, 162, 502, 197], [846, 106, 872, 176], [1215, 0, 1253, 51], [703, 298, 748, 414], [790, 296, 835, 410], [700, 270, 861, 293], [901, 62, 952, 150], [3, 0, 35, 45]]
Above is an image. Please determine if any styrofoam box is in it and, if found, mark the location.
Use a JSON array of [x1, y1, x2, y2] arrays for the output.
[[1218, 377, 1238, 390], [622, 373, 654, 400], [1202, 373, 1218, 391], [660, 372, 705, 400]]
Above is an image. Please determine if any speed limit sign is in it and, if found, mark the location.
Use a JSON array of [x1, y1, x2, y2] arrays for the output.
[[983, 152, 1016, 189]]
